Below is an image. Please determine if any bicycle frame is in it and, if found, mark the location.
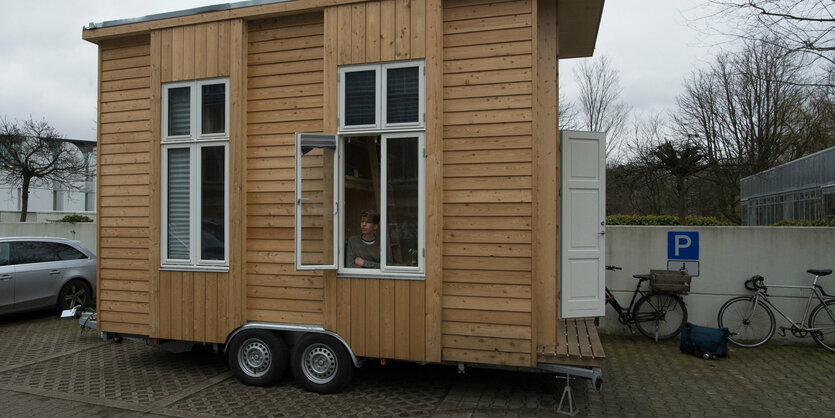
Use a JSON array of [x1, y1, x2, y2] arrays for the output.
[[749, 277, 833, 332], [605, 280, 650, 324]]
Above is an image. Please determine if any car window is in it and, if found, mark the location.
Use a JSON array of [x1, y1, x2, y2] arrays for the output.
[[0, 243, 9, 266], [55, 243, 87, 260], [12, 242, 60, 265]]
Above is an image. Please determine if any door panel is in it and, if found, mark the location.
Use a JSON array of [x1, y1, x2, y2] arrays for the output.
[[560, 131, 606, 318], [12, 242, 64, 309]]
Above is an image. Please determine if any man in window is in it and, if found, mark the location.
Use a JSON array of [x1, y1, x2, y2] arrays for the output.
[[346, 210, 380, 268]]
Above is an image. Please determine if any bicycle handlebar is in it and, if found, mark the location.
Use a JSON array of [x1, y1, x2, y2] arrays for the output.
[[606, 265, 622, 271]]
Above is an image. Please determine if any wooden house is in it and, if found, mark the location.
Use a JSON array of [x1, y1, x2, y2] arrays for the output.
[[83, 0, 607, 395]]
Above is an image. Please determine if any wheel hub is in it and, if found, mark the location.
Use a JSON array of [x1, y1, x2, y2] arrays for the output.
[[240, 340, 271, 377], [304, 344, 337, 383]]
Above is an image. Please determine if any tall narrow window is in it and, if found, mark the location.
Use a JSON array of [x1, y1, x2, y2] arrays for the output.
[[162, 79, 229, 269]]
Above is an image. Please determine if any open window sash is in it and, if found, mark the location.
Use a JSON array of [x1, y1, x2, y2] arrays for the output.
[[295, 133, 339, 270]]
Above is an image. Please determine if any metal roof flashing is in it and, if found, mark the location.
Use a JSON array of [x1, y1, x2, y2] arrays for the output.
[[84, 0, 293, 31]]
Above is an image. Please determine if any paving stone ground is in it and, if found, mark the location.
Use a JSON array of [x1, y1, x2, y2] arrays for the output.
[[1, 311, 833, 417]]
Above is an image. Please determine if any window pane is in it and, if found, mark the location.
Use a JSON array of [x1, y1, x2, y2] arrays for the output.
[[0, 243, 9, 266], [345, 70, 376, 126], [386, 137, 419, 267], [343, 137, 380, 269], [201, 146, 225, 261], [56, 244, 86, 260], [386, 67, 419, 124], [12, 242, 58, 265], [168, 87, 191, 136], [168, 149, 190, 260], [299, 134, 337, 267], [202, 83, 226, 135]]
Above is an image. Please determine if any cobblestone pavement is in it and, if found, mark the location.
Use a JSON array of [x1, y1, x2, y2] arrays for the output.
[[1, 311, 833, 417]]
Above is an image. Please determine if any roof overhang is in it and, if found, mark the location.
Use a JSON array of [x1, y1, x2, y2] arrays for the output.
[[558, 0, 604, 59]]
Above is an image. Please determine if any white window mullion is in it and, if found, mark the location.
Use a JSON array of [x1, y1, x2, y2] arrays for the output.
[[380, 136, 389, 270]]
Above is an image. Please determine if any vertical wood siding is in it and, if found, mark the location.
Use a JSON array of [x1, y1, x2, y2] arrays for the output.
[[441, 0, 534, 367], [157, 21, 233, 83], [246, 13, 327, 325], [98, 35, 153, 336]]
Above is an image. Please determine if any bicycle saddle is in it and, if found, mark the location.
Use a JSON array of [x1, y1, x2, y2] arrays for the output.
[[807, 269, 832, 276], [632, 274, 651, 281]]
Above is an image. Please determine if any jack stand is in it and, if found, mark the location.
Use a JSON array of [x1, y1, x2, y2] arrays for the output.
[[557, 374, 578, 416], [457, 363, 466, 374]]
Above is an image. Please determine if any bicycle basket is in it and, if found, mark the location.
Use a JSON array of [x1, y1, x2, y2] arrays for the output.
[[649, 269, 692, 294]]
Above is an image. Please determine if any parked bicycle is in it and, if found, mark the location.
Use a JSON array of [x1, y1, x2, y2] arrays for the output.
[[717, 269, 834, 352], [603, 265, 688, 342]]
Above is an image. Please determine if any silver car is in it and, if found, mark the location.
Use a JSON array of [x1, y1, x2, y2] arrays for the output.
[[0, 237, 96, 314]]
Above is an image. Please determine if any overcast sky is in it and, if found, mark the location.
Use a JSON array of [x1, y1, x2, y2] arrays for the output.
[[0, 0, 720, 140]]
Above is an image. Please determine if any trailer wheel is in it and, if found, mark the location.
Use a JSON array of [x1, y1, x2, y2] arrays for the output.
[[228, 330, 288, 387], [290, 333, 354, 394]]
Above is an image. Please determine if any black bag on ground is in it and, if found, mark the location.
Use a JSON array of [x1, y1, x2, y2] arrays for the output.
[[680, 323, 729, 359]]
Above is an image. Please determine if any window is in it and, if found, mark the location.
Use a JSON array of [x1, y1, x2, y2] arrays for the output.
[[296, 61, 425, 278], [162, 79, 229, 269], [12, 242, 59, 265], [0, 243, 9, 266], [339, 61, 425, 131]]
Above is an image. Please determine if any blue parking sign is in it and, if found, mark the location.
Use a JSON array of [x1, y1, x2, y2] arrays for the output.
[[668, 231, 699, 260]]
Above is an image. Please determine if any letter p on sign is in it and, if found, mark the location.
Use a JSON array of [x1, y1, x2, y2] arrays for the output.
[[667, 231, 699, 260]]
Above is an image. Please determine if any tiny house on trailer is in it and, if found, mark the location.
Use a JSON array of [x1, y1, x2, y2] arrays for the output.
[[83, 0, 607, 397]]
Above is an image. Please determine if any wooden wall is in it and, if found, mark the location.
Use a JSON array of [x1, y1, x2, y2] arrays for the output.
[[245, 13, 327, 326], [440, 0, 535, 368], [97, 35, 153, 336]]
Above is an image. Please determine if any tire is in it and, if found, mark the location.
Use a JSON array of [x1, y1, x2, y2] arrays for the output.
[[58, 279, 92, 310], [809, 299, 835, 353], [227, 330, 288, 387], [633, 293, 687, 340], [717, 296, 775, 348], [290, 333, 354, 394]]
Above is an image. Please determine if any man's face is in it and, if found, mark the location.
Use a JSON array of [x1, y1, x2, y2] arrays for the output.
[[360, 217, 379, 235]]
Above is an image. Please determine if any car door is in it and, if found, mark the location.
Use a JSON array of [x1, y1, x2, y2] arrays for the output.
[[12, 241, 64, 310], [0, 243, 13, 313]]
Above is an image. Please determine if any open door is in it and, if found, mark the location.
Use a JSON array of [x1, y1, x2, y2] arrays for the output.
[[560, 130, 606, 318]]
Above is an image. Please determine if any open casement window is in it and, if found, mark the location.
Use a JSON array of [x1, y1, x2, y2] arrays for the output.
[[295, 133, 339, 270], [294, 133, 425, 278]]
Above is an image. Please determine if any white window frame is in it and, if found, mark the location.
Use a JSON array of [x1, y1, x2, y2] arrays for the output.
[[338, 61, 425, 132], [294, 133, 340, 271], [337, 133, 425, 279], [161, 78, 230, 271], [162, 79, 230, 142], [381, 60, 425, 129]]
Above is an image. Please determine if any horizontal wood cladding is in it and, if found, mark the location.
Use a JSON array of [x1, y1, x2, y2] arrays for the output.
[[333, 0, 426, 65], [157, 271, 232, 343], [246, 13, 326, 325], [157, 21, 233, 82], [440, 0, 533, 368], [97, 34, 153, 336]]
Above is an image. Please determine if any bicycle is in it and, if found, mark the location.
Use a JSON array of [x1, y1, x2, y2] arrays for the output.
[[603, 265, 688, 342], [717, 269, 834, 352]]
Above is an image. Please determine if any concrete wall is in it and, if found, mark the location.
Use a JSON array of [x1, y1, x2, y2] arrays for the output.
[[0, 222, 96, 254], [0, 211, 96, 223], [602, 226, 835, 344]]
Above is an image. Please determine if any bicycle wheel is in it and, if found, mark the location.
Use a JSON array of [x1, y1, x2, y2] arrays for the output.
[[633, 293, 687, 340], [717, 296, 775, 348], [809, 299, 835, 353]]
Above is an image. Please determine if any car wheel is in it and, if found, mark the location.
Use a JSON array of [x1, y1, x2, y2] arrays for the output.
[[58, 279, 92, 310], [227, 330, 288, 387], [290, 333, 354, 394]]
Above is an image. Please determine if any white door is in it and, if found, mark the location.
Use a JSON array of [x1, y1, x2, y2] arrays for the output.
[[560, 130, 606, 318]]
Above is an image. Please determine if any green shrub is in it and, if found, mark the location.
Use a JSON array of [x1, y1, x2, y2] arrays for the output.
[[770, 218, 835, 227], [606, 214, 733, 226], [52, 214, 94, 223]]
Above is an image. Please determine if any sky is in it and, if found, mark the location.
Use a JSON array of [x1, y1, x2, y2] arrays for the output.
[[0, 0, 721, 140]]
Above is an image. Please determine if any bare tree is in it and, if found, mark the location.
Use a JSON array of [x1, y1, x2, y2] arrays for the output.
[[0, 117, 88, 221], [673, 39, 819, 222], [705, 0, 835, 88], [558, 91, 579, 130], [573, 56, 632, 160]]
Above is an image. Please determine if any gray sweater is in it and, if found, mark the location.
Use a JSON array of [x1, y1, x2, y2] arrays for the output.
[[345, 235, 380, 268]]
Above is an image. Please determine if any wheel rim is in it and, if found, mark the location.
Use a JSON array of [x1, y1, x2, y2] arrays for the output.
[[238, 338, 272, 378], [64, 284, 87, 308], [301, 343, 338, 384], [721, 298, 773, 347], [811, 302, 835, 352], [634, 294, 685, 339]]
